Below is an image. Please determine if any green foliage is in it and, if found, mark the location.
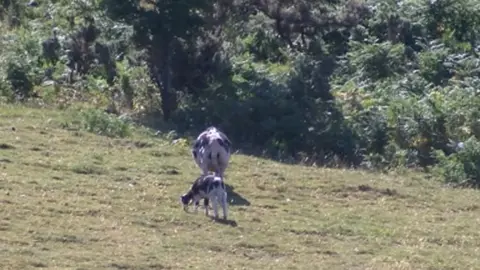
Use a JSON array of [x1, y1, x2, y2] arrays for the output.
[[61, 108, 131, 138], [0, 79, 14, 102], [241, 14, 288, 63], [418, 47, 452, 85], [0, 28, 43, 100], [348, 41, 408, 81], [2, 0, 480, 187], [80, 108, 131, 138], [426, 0, 480, 44], [433, 137, 480, 187], [6, 61, 34, 99]]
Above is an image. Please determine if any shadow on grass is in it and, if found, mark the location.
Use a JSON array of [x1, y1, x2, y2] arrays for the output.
[[182, 206, 238, 227], [211, 217, 238, 227], [132, 114, 313, 167], [225, 183, 251, 207]]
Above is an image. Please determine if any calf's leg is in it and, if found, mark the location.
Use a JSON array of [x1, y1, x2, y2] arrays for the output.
[[204, 198, 209, 216], [212, 195, 219, 219], [221, 191, 228, 220]]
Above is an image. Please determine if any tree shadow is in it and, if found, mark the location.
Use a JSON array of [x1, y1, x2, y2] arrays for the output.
[[133, 107, 360, 170], [225, 183, 251, 206]]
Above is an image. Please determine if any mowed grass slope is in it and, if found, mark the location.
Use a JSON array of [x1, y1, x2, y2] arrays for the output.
[[1, 105, 480, 270]]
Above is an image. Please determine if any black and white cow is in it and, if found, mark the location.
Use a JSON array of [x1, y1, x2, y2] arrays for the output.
[[191, 126, 231, 178], [180, 174, 228, 220]]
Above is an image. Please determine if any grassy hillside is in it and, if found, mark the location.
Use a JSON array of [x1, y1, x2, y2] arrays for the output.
[[2, 105, 480, 269]]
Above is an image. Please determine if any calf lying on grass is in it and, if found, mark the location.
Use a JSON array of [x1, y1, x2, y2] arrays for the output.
[[180, 174, 228, 220], [192, 126, 231, 178]]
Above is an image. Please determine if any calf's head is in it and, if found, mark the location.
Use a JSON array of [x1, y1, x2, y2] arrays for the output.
[[180, 192, 193, 211]]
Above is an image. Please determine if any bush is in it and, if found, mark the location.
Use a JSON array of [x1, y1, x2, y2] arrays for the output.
[[0, 27, 45, 101], [80, 108, 131, 138], [0, 79, 14, 102], [6, 61, 34, 99], [347, 41, 408, 81], [60, 108, 131, 138], [433, 137, 480, 187]]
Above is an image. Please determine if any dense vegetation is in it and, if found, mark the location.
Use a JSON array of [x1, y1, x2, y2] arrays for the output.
[[1, 0, 479, 187]]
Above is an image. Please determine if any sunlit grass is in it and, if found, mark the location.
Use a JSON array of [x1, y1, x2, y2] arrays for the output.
[[1, 105, 480, 269]]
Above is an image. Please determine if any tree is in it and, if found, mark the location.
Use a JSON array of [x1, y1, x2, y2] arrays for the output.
[[101, 0, 212, 120]]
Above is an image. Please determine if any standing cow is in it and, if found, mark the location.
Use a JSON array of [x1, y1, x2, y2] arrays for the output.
[[191, 127, 231, 178]]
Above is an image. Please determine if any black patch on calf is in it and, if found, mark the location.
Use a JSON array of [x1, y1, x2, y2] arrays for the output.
[[204, 198, 209, 208], [194, 199, 209, 207], [192, 150, 197, 159], [210, 180, 225, 191], [184, 175, 225, 200], [208, 152, 212, 160], [191, 175, 211, 194]]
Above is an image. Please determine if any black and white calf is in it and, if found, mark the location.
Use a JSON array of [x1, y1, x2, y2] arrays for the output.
[[180, 174, 228, 220], [191, 127, 231, 178]]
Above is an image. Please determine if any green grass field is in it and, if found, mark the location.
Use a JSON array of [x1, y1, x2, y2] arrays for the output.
[[1, 105, 480, 270]]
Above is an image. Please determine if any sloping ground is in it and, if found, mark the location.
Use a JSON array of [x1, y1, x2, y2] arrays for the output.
[[1, 105, 480, 270]]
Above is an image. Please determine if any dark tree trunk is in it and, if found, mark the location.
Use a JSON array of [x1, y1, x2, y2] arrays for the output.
[[150, 38, 177, 121], [160, 41, 174, 121]]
